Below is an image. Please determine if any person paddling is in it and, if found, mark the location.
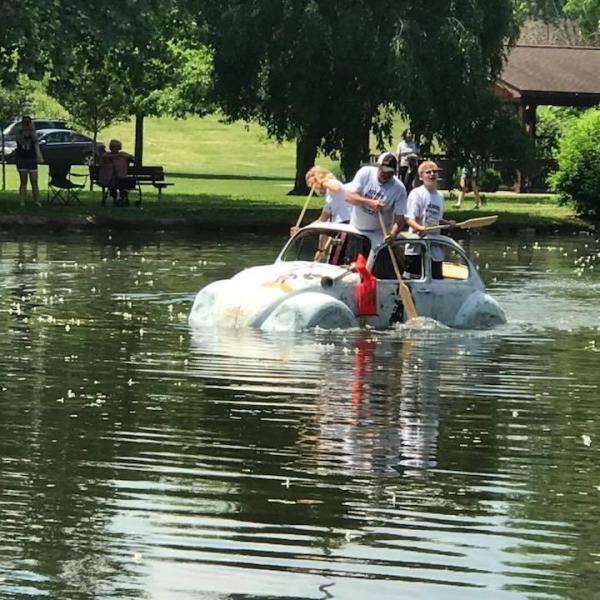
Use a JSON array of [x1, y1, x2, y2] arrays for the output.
[[289, 166, 351, 237], [344, 152, 407, 250], [404, 160, 456, 279]]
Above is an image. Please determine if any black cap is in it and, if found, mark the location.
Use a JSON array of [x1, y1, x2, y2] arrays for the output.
[[377, 152, 397, 173]]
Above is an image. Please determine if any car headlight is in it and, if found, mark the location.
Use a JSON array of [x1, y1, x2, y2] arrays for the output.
[[2, 146, 15, 156]]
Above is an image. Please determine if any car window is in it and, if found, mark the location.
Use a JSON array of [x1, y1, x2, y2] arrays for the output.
[[34, 121, 53, 130], [372, 240, 423, 280], [70, 133, 89, 142], [44, 132, 66, 143], [430, 242, 470, 281], [281, 229, 370, 265]]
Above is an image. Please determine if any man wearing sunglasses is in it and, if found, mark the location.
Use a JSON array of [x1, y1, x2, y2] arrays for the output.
[[404, 160, 456, 279]]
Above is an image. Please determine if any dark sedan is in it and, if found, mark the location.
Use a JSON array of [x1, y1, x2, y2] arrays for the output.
[[1, 129, 105, 165]]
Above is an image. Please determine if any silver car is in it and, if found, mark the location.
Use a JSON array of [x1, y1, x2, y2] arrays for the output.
[[189, 222, 507, 331]]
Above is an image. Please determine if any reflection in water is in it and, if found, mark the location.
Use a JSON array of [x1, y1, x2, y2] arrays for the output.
[[0, 233, 599, 599]]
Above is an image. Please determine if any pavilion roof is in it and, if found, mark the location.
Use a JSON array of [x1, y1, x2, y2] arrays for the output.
[[496, 45, 600, 106]]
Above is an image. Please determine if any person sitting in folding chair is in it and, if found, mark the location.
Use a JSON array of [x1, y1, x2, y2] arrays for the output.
[[98, 139, 135, 206], [47, 161, 86, 204]]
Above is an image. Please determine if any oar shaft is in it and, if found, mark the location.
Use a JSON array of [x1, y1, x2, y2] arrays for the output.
[[295, 185, 316, 229], [377, 212, 417, 321]]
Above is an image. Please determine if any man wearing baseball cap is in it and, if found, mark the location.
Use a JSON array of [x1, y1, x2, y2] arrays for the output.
[[344, 151, 407, 248]]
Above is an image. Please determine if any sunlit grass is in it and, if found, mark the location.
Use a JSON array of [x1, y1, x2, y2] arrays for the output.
[[0, 113, 586, 231]]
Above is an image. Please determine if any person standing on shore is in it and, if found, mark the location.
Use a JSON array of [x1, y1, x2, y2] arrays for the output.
[[396, 129, 418, 193], [453, 163, 481, 209], [14, 116, 44, 207]]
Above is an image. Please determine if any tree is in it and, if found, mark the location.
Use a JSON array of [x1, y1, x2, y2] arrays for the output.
[[549, 107, 600, 217], [535, 106, 582, 160], [0, 81, 32, 190], [564, 0, 600, 35], [0, 1, 47, 85], [199, 0, 530, 192], [45, 0, 205, 165], [521, 0, 600, 37], [48, 52, 131, 165]]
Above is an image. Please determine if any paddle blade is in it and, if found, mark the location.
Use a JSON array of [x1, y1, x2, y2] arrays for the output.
[[399, 283, 418, 321], [457, 215, 498, 229]]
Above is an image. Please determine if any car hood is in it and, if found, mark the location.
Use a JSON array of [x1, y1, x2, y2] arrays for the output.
[[190, 261, 358, 328]]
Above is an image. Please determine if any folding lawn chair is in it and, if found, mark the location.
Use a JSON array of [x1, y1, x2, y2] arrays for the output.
[[47, 162, 86, 204]]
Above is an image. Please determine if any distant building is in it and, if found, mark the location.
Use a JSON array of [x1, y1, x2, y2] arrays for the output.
[[494, 45, 600, 136]]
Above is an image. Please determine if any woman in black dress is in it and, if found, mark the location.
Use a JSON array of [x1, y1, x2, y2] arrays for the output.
[[15, 116, 44, 207]]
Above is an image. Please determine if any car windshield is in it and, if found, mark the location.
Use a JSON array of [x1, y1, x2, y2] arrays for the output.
[[281, 228, 371, 266]]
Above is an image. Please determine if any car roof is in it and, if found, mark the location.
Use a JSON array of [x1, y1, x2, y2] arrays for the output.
[[302, 221, 466, 251], [303, 221, 422, 241], [36, 128, 76, 134]]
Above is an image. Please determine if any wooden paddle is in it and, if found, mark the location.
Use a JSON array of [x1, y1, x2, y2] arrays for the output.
[[294, 184, 317, 229], [377, 212, 418, 321], [421, 214, 498, 233]]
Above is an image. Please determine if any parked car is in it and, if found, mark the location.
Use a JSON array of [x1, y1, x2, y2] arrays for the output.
[[2, 118, 69, 138], [188, 222, 507, 331], [1, 128, 105, 165]]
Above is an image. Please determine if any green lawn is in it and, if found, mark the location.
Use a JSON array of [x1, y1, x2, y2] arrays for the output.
[[0, 114, 588, 232]]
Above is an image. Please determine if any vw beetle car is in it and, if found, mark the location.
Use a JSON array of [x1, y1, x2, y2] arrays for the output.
[[188, 222, 506, 331]]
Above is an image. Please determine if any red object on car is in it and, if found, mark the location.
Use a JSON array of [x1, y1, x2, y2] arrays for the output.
[[354, 253, 378, 316]]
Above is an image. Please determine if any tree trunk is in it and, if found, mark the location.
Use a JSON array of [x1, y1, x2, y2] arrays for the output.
[[134, 113, 144, 165], [1, 129, 5, 191], [289, 133, 319, 195], [90, 129, 98, 190]]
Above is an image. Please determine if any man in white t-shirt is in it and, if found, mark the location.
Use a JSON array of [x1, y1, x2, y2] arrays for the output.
[[404, 160, 456, 279], [396, 129, 419, 192], [345, 152, 407, 249]]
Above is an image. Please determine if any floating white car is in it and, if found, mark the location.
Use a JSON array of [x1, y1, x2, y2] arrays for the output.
[[188, 222, 506, 331]]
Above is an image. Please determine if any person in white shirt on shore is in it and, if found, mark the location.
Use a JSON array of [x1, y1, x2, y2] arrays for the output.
[[396, 129, 418, 192]]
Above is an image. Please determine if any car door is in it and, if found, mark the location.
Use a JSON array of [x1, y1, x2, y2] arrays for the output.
[[39, 131, 68, 163], [370, 239, 432, 325], [423, 239, 475, 326], [68, 132, 92, 164]]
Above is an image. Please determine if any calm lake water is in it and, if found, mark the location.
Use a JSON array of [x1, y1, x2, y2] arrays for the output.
[[1, 230, 599, 599]]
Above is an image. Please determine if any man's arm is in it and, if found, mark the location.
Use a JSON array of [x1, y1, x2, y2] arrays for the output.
[[345, 190, 384, 211], [385, 214, 406, 243], [404, 216, 422, 233]]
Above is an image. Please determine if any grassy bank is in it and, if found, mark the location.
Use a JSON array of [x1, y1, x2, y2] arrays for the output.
[[0, 115, 590, 234]]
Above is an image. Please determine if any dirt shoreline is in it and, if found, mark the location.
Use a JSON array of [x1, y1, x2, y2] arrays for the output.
[[0, 213, 595, 237]]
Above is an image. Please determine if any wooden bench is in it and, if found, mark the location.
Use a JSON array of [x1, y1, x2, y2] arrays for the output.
[[89, 164, 174, 205]]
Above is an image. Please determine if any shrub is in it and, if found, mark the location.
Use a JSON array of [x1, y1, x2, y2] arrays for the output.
[[478, 167, 502, 192], [549, 108, 600, 218], [535, 107, 581, 160], [450, 165, 502, 192]]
